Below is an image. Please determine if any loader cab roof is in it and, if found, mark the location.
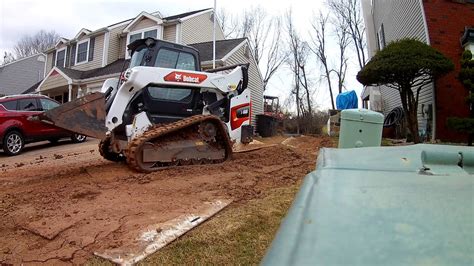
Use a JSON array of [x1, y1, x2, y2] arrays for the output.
[[127, 38, 201, 71]]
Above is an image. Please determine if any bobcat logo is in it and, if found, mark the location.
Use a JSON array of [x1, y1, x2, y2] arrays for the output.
[[174, 73, 182, 81]]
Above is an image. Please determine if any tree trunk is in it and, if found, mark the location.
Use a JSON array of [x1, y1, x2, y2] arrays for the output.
[[399, 86, 420, 143]]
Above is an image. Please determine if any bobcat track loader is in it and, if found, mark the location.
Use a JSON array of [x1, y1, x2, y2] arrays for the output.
[[43, 38, 253, 172]]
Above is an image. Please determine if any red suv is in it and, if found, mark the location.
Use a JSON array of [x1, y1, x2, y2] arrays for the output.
[[0, 94, 87, 156]]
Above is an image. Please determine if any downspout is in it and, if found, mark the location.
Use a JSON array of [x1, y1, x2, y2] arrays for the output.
[[419, 0, 436, 141]]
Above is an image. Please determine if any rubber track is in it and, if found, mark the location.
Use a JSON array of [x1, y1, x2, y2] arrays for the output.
[[124, 115, 233, 172]]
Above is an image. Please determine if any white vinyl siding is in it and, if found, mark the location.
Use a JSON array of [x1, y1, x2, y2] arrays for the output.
[[370, 0, 433, 132], [181, 12, 225, 45], [225, 42, 264, 128]]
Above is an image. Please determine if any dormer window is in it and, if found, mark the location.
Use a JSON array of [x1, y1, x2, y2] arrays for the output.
[[76, 39, 90, 65], [55, 48, 66, 67]]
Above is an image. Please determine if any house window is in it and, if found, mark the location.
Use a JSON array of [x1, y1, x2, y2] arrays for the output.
[[126, 26, 161, 58], [129, 33, 142, 44], [76, 39, 89, 64], [55, 48, 66, 67], [144, 29, 157, 38]]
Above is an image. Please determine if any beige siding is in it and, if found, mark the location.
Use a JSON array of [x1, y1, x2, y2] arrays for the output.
[[370, 0, 433, 132], [45, 52, 54, 74], [181, 12, 225, 45], [129, 17, 158, 31], [225, 42, 264, 127], [40, 73, 69, 91], [163, 25, 177, 42], [108, 24, 127, 63], [72, 33, 105, 71], [119, 36, 127, 59]]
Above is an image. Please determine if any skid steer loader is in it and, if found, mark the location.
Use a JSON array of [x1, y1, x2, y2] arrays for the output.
[[42, 38, 253, 172]]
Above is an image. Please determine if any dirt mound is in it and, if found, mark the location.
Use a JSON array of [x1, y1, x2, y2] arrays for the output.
[[0, 136, 333, 264]]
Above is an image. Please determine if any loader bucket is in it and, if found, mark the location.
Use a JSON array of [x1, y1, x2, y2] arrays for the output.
[[43, 92, 108, 139]]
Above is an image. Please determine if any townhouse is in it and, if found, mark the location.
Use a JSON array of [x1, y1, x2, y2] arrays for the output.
[[37, 8, 264, 124], [0, 54, 45, 96], [361, 0, 474, 142]]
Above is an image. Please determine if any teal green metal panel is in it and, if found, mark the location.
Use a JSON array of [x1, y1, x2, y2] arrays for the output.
[[338, 109, 384, 148], [263, 145, 474, 266]]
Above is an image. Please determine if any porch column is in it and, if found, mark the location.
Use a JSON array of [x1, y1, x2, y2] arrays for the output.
[[68, 84, 72, 102]]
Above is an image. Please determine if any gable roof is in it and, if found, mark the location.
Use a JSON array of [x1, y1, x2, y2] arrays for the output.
[[163, 8, 212, 21], [189, 38, 247, 62], [123, 11, 162, 33]]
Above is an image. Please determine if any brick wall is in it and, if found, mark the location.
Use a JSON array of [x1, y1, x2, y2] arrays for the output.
[[423, 0, 474, 142]]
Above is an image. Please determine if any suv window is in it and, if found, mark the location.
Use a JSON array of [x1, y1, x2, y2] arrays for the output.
[[1, 100, 17, 111], [18, 98, 40, 111], [39, 98, 60, 111]]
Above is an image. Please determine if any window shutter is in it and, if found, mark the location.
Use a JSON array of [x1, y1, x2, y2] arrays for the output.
[[88, 37, 95, 62], [65, 46, 70, 67], [71, 44, 76, 66], [52, 52, 56, 68]]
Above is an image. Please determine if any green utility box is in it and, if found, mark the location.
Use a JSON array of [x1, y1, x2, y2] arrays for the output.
[[338, 109, 384, 148]]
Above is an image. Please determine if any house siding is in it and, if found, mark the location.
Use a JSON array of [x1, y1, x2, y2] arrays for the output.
[[0, 54, 45, 95], [181, 12, 225, 45], [45, 52, 54, 76], [225, 42, 264, 127], [163, 25, 177, 42], [71, 33, 105, 71], [40, 72, 69, 91], [129, 17, 158, 31], [108, 24, 127, 63], [423, 0, 474, 142], [369, 0, 433, 136]]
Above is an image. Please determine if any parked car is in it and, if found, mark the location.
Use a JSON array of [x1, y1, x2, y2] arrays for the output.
[[0, 94, 87, 156]]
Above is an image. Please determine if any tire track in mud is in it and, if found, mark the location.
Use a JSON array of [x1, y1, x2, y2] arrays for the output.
[[0, 136, 332, 264]]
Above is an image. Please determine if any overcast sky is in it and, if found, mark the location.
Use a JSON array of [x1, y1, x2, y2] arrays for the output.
[[0, 0, 363, 110]]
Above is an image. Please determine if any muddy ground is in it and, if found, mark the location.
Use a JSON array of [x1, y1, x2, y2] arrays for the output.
[[0, 136, 333, 264]]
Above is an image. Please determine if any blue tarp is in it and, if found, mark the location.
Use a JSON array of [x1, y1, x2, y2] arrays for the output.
[[336, 90, 358, 110]]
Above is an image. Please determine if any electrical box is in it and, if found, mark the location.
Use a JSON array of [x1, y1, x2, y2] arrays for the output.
[[338, 109, 384, 148]]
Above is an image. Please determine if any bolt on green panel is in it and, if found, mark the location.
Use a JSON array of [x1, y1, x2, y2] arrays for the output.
[[338, 109, 384, 148]]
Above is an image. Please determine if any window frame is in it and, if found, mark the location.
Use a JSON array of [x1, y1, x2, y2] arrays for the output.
[[75, 38, 90, 65], [125, 25, 163, 59], [55, 47, 67, 67]]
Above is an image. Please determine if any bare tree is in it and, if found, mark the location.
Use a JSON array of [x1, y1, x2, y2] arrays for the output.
[[13, 30, 60, 58], [217, 8, 239, 38], [2, 52, 16, 65], [309, 13, 335, 109], [332, 16, 350, 94], [286, 10, 313, 124], [261, 16, 287, 91], [238, 6, 270, 66], [327, 0, 367, 70]]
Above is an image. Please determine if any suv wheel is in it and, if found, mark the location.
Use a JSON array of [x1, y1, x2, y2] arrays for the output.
[[71, 134, 87, 143], [3, 131, 24, 156]]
